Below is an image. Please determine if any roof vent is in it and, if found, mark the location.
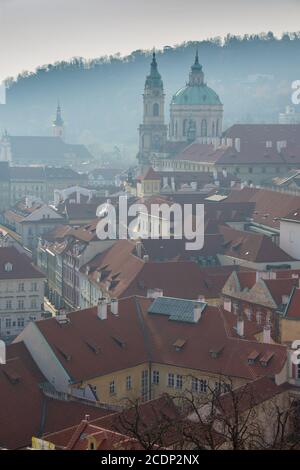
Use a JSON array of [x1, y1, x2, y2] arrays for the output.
[[259, 351, 274, 367], [247, 350, 260, 365], [209, 345, 224, 359], [55, 309, 69, 325], [4, 262, 13, 272], [173, 338, 186, 351]]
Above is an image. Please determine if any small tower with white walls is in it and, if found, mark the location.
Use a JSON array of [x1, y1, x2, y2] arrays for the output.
[[53, 102, 64, 138]]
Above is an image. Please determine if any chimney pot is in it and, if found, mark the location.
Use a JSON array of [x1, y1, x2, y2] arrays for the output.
[[97, 297, 107, 320], [237, 312, 244, 337], [110, 298, 119, 315], [193, 304, 202, 322], [0, 340, 6, 365]]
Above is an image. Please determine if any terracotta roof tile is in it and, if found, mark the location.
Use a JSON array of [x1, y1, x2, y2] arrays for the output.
[[34, 297, 287, 384], [0, 247, 45, 280]]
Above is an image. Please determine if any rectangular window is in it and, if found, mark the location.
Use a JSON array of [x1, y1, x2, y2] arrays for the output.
[[31, 298, 37, 309], [18, 283, 24, 292], [109, 380, 115, 395], [199, 379, 208, 393], [152, 370, 160, 385], [6, 300, 12, 310], [176, 374, 183, 390], [5, 318, 11, 328], [126, 376, 132, 391], [168, 373, 175, 388], [192, 377, 208, 393], [17, 318, 24, 328], [18, 299, 24, 310], [192, 377, 198, 392], [31, 282, 37, 292]]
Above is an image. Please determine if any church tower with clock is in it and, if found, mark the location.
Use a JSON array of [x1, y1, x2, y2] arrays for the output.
[[138, 52, 168, 164]]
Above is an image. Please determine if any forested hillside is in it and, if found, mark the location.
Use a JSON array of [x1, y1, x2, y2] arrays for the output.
[[1, 32, 300, 154]]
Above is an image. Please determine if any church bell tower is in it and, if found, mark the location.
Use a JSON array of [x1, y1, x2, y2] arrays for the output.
[[53, 102, 64, 138], [138, 53, 167, 164]]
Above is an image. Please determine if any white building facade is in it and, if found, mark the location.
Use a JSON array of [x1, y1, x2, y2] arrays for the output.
[[0, 247, 45, 339]]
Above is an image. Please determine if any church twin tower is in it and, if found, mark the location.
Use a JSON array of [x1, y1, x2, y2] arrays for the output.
[[138, 51, 223, 164]]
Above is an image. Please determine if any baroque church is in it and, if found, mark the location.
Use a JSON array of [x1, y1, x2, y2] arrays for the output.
[[137, 51, 223, 164]]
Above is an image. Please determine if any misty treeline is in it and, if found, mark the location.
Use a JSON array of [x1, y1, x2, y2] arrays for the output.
[[1, 32, 300, 151]]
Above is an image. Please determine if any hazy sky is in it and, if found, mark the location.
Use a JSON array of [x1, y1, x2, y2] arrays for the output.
[[0, 0, 299, 79]]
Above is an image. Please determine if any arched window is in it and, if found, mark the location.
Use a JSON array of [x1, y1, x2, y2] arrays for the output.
[[153, 103, 159, 117], [212, 121, 215, 137], [216, 119, 219, 136], [175, 121, 178, 138], [183, 119, 188, 136], [201, 119, 207, 137]]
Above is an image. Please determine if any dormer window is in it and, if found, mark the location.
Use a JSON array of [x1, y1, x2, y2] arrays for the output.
[[4, 262, 13, 272], [259, 352, 274, 367], [173, 338, 186, 352], [248, 350, 260, 365], [209, 345, 224, 359]]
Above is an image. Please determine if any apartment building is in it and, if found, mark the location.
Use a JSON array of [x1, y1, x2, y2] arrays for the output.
[[0, 247, 45, 339]]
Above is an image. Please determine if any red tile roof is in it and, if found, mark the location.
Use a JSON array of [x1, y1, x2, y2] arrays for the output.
[[226, 187, 300, 229], [34, 296, 287, 384], [0, 342, 111, 449], [138, 167, 161, 181], [0, 247, 45, 280], [44, 394, 179, 450], [224, 124, 300, 143], [81, 239, 242, 300], [219, 225, 294, 263], [215, 376, 290, 417], [284, 287, 300, 319], [263, 278, 297, 306]]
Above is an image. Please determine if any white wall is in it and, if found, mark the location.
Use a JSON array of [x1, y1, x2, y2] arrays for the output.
[[15, 322, 71, 393], [0, 277, 44, 338], [280, 220, 300, 260]]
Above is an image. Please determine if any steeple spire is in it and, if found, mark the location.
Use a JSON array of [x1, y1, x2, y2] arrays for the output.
[[53, 101, 64, 138], [189, 49, 204, 85], [145, 50, 163, 89], [54, 101, 64, 127]]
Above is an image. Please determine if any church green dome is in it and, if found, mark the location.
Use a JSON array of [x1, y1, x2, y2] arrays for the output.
[[171, 84, 222, 106]]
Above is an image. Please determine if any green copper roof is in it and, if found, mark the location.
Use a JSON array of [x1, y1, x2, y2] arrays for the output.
[[191, 50, 202, 71], [148, 296, 206, 323], [171, 84, 222, 106], [145, 52, 163, 89]]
